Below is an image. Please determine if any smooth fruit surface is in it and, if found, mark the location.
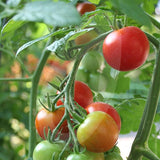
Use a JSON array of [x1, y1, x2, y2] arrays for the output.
[[103, 26, 149, 71], [77, 111, 119, 152]]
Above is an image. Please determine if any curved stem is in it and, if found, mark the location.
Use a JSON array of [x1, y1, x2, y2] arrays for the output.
[[128, 39, 160, 159], [28, 46, 51, 158]]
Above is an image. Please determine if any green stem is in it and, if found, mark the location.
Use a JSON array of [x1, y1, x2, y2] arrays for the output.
[[28, 47, 51, 158], [128, 39, 160, 159], [0, 77, 32, 81]]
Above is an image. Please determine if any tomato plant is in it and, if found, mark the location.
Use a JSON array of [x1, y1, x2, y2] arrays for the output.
[[66, 150, 105, 160], [76, 2, 96, 15], [103, 26, 150, 71], [33, 140, 70, 160], [85, 102, 121, 131], [35, 108, 68, 139], [77, 111, 119, 152]]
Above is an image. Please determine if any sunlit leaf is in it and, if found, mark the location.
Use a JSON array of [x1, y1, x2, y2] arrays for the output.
[[13, 1, 81, 27]]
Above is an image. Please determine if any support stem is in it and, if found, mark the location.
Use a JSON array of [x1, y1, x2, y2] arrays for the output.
[[128, 42, 160, 159]]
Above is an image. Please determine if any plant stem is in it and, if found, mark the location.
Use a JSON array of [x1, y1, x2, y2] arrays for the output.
[[128, 42, 160, 159], [0, 77, 32, 81], [28, 47, 51, 158]]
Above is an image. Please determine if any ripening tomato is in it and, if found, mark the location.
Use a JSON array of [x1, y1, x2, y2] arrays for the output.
[[74, 81, 93, 108], [75, 30, 98, 45], [103, 26, 149, 71], [33, 140, 70, 160], [35, 108, 68, 140], [77, 111, 119, 152], [85, 102, 121, 131], [57, 81, 93, 108], [66, 150, 105, 160], [76, 2, 96, 15]]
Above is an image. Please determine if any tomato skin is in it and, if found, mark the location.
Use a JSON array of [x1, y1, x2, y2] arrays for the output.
[[88, 73, 107, 92], [56, 81, 93, 108], [85, 102, 121, 131], [66, 151, 105, 160], [35, 108, 68, 140], [77, 111, 119, 152], [76, 2, 96, 15], [33, 140, 70, 160], [75, 30, 98, 45], [80, 51, 103, 72], [103, 26, 149, 71], [74, 81, 93, 108]]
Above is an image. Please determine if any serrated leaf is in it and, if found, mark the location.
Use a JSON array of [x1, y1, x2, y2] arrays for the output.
[[1, 19, 25, 35], [88, 0, 100, 5], [47, 28, 93, 59], [13, 1, 81, 27], [117, 98, 146, 134], [111, 0, 151, 27], [16, 29, 70, 56]]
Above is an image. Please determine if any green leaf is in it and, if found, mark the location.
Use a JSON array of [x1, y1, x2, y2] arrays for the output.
[[1, 19, 25, 36], [117, 98, 146, 134], [88, 0, 100, 5], [13, 1, 81, 27], [111, 0, 151, 27], [16, 29, 70, 56], [47, 28, 93, 59], [7, 0, 21, 7], [142, 0, 158, 14]]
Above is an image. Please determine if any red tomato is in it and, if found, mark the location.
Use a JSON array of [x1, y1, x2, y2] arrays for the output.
[[85, 102, 121, 131], [74, 81, 93, 108], [57, 81, 93, 108], [103, 26, 149, 71], [77, 111, 119, 152], [76, 2, 96, 15], [35, 108, 68, 139]]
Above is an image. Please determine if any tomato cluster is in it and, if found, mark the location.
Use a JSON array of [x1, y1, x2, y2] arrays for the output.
[[33, 1, 151, 160]]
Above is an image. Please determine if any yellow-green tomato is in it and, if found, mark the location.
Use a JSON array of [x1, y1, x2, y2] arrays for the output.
[[77, 111, 119, 152], [33, 140, 69, 160], [66, 150, 105, 160]]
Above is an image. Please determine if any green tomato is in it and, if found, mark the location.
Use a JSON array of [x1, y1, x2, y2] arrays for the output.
[[33, 140, 70, 160], [75, 67, 89, 83], [105, 152, 123, 160], [66, 150, 105, 160], [88, 73, 107, 91], [80, 51, 103, 72]]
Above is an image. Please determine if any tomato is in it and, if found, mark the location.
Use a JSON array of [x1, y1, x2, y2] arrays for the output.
[[74, 81, 93, 108], [77, 111, 119, 152], [66, 150, 105, 160], [105, 152, 123, 160], [102, 26, 150, 71], [35, 108, 68, 140], [75, 67, 89, 83], [85, 102, 121, 131], [33, 140, 70, 160], [88, 73, 107, 91], [80, 51, 103, 72], [75, 30, 98, 45], [57, 81, 93, 108], [76, 2, 96, 15]]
